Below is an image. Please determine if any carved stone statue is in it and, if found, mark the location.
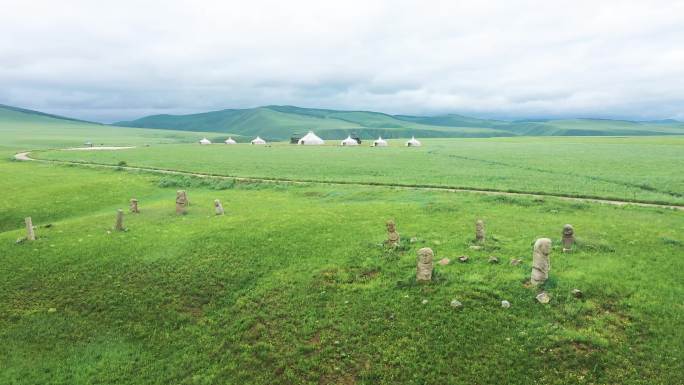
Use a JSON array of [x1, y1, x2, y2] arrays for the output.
[[130, 198, 139, 213], [115, 209, 124, 231], [176, 190, 188, 214], [562, 224, 575, 252], [25, 217, 35, 241], [416, 247, 434, 282], [475, 219, 485, 243], [386, 220, 400, 247], [214, 199, 225, 215], [531, 238, 552, 285]]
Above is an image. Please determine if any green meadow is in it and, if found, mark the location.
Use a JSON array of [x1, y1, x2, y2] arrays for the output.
[[35, 136, 684, 205], [1, 106, 683, 384], [1, 159, 683, 385]]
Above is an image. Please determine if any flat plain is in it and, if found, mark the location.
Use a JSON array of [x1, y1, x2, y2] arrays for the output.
[[35, 136, 684, 205]]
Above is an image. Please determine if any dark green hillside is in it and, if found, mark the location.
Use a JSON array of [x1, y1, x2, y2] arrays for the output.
[[115, 105, 684, 140], [115, 106, 513, 140]]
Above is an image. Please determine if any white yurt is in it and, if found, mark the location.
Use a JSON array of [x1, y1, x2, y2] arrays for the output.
[[406, 136, 421, 147], [251, 136, 266, 145], [224, 137, 237, 144], [340, 135, 358, 146], [372, 136, 388, 147], [199, 138, 212, 145], [298, 131, 325, 145]]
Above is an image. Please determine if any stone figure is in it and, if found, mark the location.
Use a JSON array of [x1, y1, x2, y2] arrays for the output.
[[386, 220, 400, 247], [530, 238, 552, 285], [214, 199, 225, 215], [130, 198, 139, 213], [115, 209, 124, 231], [176, 190, 188, 214], [416, 247, 434, 282], [25, 217, 35, 241], [475, 219, 485, 243], [562, 224, 575, 252]]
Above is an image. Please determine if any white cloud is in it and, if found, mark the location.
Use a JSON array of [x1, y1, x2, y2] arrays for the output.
[[1, 0, 683, 121]]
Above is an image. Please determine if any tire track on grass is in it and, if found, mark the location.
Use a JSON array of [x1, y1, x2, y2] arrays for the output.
[[14, 151, 684, 211]]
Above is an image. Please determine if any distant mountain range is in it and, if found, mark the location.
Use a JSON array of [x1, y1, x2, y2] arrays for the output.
[[114, 105, 684, 140], [3, 103, 684, 141]]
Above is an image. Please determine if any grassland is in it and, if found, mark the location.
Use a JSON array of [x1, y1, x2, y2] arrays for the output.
[[34, 137, 684, 205], [2, 105, 684, 384], [1, 158, 683, 384]]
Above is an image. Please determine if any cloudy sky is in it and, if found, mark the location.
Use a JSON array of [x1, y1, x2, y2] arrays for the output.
[[1, 0, 683, 122]]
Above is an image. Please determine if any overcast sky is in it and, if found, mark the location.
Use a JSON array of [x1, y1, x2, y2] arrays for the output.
[[1, 0, 683, 122]]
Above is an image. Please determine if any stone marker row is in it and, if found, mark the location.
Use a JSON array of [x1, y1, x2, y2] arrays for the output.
[[21, 190, 230, 241]]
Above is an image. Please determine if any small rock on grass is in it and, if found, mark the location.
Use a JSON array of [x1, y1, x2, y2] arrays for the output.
[[572, 289, 583, 298], [469, 245, 482, 251], [536, 292, 551, 304], [488, 256, 499, 264], [458, 255, 469, 263], [501, 300, 511, 308], [510, 258, 522, 266], [438, 258, 451, 266], [410, 237, 418, 243], [450, 299, 463, 308], [421, 299, 428, 305]]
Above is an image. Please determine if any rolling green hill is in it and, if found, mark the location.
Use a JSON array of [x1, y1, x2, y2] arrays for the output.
[[4, 103, 684, 146], [0, 105, 240, 152], [115, 105, 684, 140], [115, 106, 514, 140]]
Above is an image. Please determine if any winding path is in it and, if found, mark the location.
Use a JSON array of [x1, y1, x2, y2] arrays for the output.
[[14, 150, 684, 211]]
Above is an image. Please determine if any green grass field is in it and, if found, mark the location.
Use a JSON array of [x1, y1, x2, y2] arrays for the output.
[[34, 137, 684, 205], [1, 159, 683, 384], [2, 107, 683, 384]]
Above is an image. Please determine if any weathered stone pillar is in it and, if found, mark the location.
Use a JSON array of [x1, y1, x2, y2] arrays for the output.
[[531, 238, 552, 285], [214, 199, 224, 215], [130, 198, 139, 213], [562, 224, 574, 252], [475, 219, 485, 243], [176, 190, 188, 214], [416, 247, 434, 282], [115, 209, 124, 231], [25, 217, 35, 241], [386, 220, 400, 247]]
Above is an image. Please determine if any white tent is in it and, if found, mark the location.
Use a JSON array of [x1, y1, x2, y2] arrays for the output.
[[340, 135, 358, 146], [406, 136, 421, 147], [199, 138, 212, 145], [372, 136, 388, 147], [298, 131, 325, 145], [251, 136, 266, 145], [224, 137, 237, 144]]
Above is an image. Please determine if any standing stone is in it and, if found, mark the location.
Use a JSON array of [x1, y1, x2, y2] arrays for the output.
[[475, 219, 486, 243], [416, 247, 434, 282], [562, 224, 575, 252], [130, 198, 139, 213], [176, 190, 188, 214], [214, 199, 225, 215], [386, 220, 400, 247], [531, 238, 552, 285], [25, 217, 35, 241], [115, 209, 124, 231]]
